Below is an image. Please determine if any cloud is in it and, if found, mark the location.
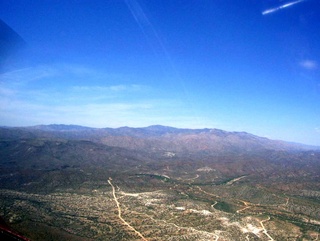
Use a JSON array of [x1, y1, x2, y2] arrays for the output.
[[0, 78, 212, 128], [262, 0, 306, 15], [0, 64, 151, 126], [299, 60, 318, 70], [0, 64, 148, 102], [0, 63, 211, 128], [0, 85, 16, 96], [72, 84, 146, 92], [66, 84, 150, 104], [0, 94, 154, 126], [0, 94, 207, 128], [315, 127, 320, 134], [0, 66, 58, 84], [0, 64, 129, 87]]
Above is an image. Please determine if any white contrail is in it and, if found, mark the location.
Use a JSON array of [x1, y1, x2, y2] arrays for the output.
[[262, 0, 306, 15]]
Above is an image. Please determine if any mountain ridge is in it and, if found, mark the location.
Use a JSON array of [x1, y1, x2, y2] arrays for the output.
[[1, 124, 320, 240], [0, 124, 318, 151]]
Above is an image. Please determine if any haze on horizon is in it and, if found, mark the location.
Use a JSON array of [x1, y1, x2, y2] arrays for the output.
[[0, 0, 320, 146]]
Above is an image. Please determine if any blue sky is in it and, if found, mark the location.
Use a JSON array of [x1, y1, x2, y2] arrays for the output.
[[0, 0, 320, 145]]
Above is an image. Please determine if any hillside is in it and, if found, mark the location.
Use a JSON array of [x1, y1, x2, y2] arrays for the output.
[[1, 125, 316, 153], [0, 125, 319, 240]]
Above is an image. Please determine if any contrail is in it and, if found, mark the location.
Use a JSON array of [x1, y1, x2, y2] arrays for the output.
[[124, 0, 202, 127], [262, 0, 306, 15]]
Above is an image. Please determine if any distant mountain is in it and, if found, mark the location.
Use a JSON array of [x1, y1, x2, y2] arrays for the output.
[[0, 125, 317, 154], [1, 124, 320, 240], [1, 125, 319, 188]]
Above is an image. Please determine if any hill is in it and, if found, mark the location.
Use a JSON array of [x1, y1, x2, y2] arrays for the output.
[[1, 124, 317, 153], [0, 125, 319, 240]]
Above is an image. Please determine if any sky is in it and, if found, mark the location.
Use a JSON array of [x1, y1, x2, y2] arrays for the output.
[[0, 0, 320, 145]]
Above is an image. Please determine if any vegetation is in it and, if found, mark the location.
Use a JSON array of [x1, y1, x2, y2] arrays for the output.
[[0, 125, 319, 240]]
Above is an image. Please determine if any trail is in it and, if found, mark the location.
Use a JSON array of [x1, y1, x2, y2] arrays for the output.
[[108, 177, 148, 241], [195, 186, 221, 199], [259, 216, 274, 241], [211, 201, 218, 208], [236, 206, 251, 213], [186, 174, 199, 183], [236, 200, 252, 213], [226, 176, 247, 185], [130, 210, 220, 240]]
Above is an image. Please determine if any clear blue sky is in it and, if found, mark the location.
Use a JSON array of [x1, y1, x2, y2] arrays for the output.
[[0, 0, 320, 145]]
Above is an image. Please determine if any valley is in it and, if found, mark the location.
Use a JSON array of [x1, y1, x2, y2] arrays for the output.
[[0, 125, 319, 240]]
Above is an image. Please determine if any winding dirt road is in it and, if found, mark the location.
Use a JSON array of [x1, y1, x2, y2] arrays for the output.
[[108, 177, 148, 241], [260, 216, 274, 241]]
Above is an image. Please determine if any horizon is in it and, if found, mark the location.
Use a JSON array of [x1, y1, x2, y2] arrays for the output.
[[1, 0, 320, 146], [2, 122, 320, 147]]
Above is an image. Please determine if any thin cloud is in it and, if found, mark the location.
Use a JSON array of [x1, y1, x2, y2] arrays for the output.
[[0, 78, 209, 128], [69, 84, 150, 103], [0, 66, 57, 84], [0, 64, 127, 85], [0, 96, 201, 128], [300, 60, 318, 70], [0, 85, 16, 96], [0, 63, 205, 128], [73, 84, 146, 92], [262, 0, 306, 15]]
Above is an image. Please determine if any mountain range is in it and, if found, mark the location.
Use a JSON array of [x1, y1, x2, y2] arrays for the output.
[[1, 124, 317, 153], [0, 124, 319, 240]]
